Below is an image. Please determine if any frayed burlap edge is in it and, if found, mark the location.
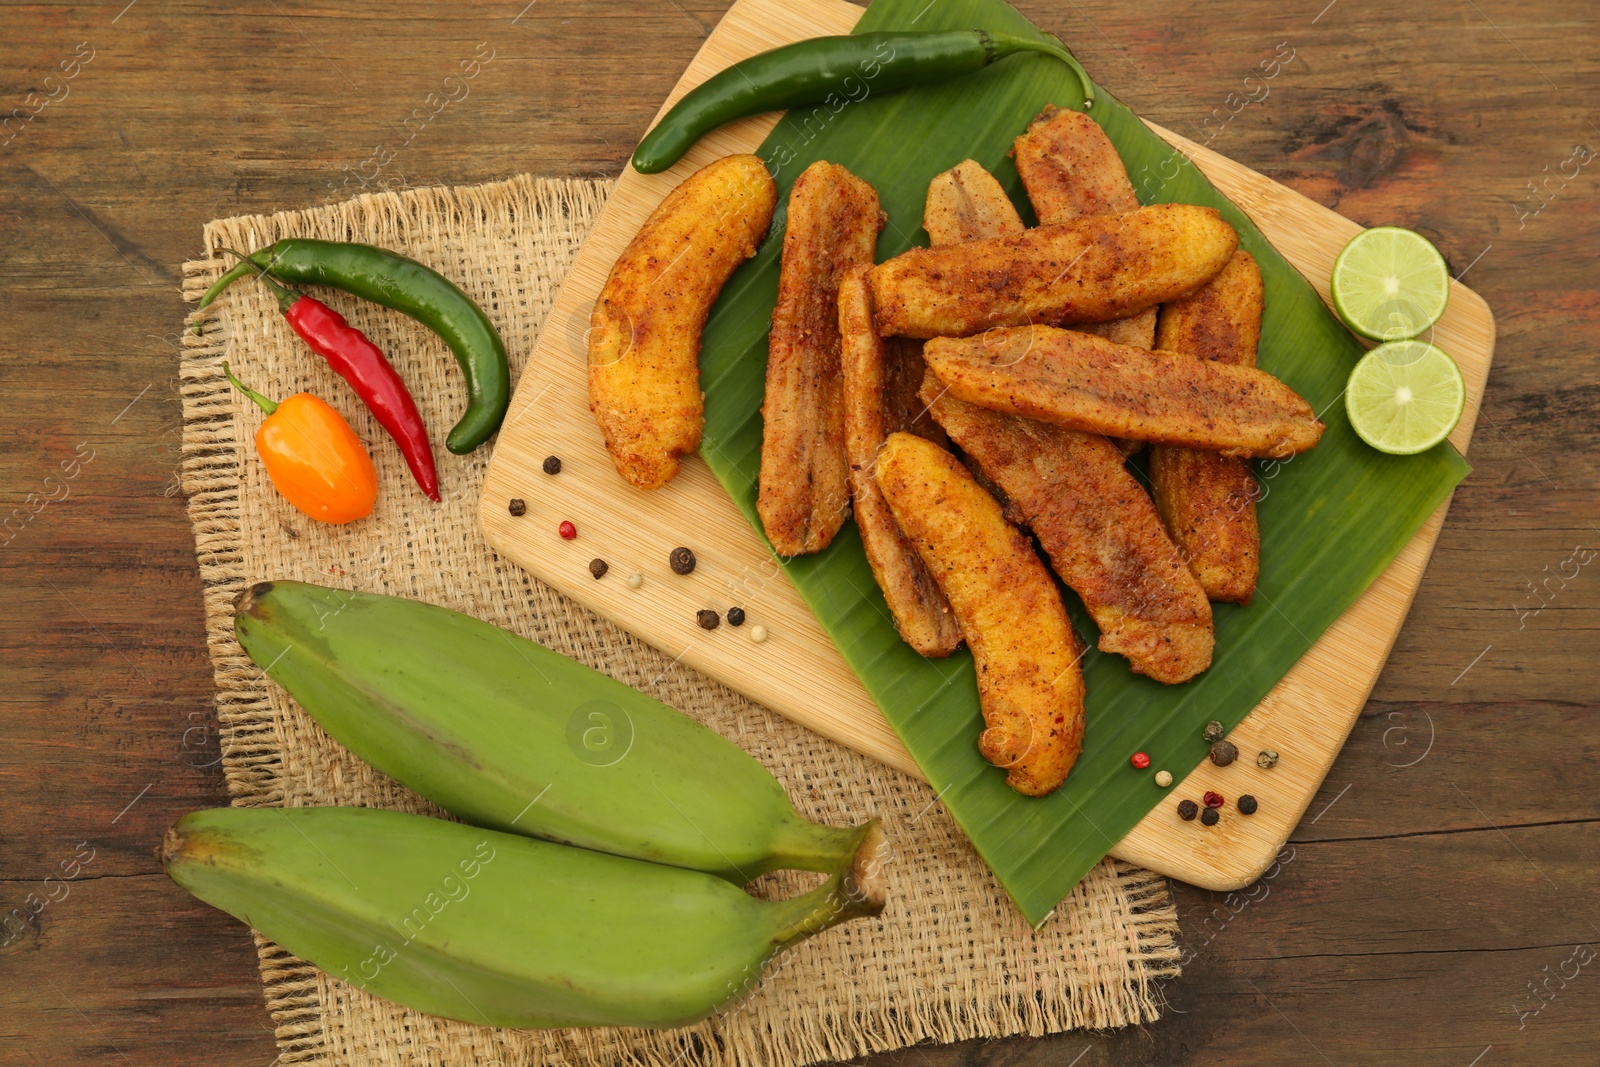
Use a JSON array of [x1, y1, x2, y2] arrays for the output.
[[177, 174, 1181, 1067]]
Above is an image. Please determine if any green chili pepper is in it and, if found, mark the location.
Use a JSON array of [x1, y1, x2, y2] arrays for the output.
[[631, 30, 1095, 174], [196, 240, 510, 455]]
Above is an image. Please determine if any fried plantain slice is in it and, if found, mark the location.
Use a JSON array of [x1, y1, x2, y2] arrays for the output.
[[868, 203, 1236, 340], [922, 375, 1214, 684], [922, 159, 1025, 246], [840, 269, 962, 657], [758, 161, 884, 556], [874, 432, 1084, 796], [923, 325, 1323, 458], [831, 162, 987, 655], [1151, 250, 1265, 604], [1012, 104, 1157, 354], [588, 154, 776, 490], [1013, 105, 1139, 222]]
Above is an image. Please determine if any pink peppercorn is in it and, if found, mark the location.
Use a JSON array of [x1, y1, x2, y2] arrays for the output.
[[1203, 790, 1225, 809], [558, 520, 577, 540], [1130, 751, 1151, 770]]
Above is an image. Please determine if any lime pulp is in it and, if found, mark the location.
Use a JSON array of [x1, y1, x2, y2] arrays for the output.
[[1344, 341, 1465, 455], [1330, 227, 1451, 342]]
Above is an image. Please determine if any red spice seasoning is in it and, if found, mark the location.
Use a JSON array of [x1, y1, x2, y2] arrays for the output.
[[1203, 790, 1225, 809], [558, 520, 577, 540], [1130, 751, 1151, 770]]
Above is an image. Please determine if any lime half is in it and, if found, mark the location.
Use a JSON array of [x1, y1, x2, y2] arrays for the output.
[[1331, 227, 1450, 341], [1345, 341, 1465, 454]]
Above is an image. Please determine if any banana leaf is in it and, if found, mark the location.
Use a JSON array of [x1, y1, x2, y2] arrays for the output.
[[695, 0, 1471, 924]]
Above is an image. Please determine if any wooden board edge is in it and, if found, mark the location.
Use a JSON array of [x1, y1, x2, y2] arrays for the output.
[[1111, 492, 1459, 889]]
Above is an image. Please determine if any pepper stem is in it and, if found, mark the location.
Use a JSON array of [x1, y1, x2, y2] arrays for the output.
[[982, 31, 1096, 109], [219, 247, 302, 315], [222, 361, 279, 416]]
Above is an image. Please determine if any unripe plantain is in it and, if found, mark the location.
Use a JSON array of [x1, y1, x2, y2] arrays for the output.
[[163, 806, 887, 1029], [233, 581, 874, 882]]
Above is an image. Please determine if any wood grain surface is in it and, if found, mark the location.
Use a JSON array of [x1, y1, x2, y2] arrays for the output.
[[2, 2, 1596, 1065], [478, 0, 1496, 894]]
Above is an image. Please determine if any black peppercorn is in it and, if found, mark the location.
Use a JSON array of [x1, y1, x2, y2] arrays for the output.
[[507, 498, 527, 517], [1209, 739, 1238, 767], [1237, 794, 1258, 815], [669, 547, 697, 575], [589, 558, 609, 580], [696, 609, 720, 630], [726, 607, 746, 626], [1200, 807, 1220, 826], [542, 455, 562, 475], [1202, 720, 1225, 742], [1177, 799, 1198, 821]]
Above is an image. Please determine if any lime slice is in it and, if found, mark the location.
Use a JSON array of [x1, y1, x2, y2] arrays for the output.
[[1345, 341, 1465, 454], [1331, 227, 1450, 341]]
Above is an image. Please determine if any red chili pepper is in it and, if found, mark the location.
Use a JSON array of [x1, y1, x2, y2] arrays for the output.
[[225, 250, 440, 502]]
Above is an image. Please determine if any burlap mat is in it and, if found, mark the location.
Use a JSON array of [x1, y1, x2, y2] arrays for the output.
[[177, 174, 1180, 1067]]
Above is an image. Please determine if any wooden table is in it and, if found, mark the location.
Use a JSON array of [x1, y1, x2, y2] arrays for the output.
[[2, 2, 1594, 1064]]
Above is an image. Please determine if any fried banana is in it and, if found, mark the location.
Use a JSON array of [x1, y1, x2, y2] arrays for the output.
[[920, 158, 1027, 505], [922, 159, 1025, 245], [758, 161, 884, 556], [922, 377, 1213, 684], [1014, 105, 1139, 222], [1151, 250, 1265, 603], [874, 432, 1084, 796], [1013, 104, 1157, 353], [868, 203, 1237, 340], [919, 158, 1211, 681], [829, 163, 977, 653], [589, 154, 776, 490], [922, 325, 1323, 458], [840, 268, 962, 657]]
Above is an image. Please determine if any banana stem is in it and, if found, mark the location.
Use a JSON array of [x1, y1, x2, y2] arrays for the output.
[[770, 821, 887, 949], [763, 814, 882, 878]]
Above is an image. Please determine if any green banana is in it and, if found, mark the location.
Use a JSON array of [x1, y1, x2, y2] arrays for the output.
[[163, 806, 886, 1029], [233, 581, 873, 883]]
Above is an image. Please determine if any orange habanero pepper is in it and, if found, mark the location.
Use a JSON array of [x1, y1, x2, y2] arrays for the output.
[[224, 362, 378, 524]]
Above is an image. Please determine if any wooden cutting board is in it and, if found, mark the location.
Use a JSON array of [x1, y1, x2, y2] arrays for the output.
[[479, 0, 1494, 892]]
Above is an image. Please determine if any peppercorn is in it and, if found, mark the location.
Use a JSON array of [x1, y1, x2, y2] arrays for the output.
[[1177, 799, 1198, 821], [1257, 749, 1279, 769], [696, 609, 720, 630], [669, 547, 696, 575], [1209, 739, 1238, 767], [1237, 794, 1258, 815], [558, 520, 577, 540], [749, 624, 768, 643], [1202, 720, 1225, 742], [589, 558, 608, 580], [1203, 790, 1225, 809], [507, 498, 527, 517], [1154, 770, 1173, 788], [626, 572, 644, 589], [1200, 807, 1220, 826], [542, 455, 562, 475], [726, 607, 746, 626], [1130, 751, 1150, 770]]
